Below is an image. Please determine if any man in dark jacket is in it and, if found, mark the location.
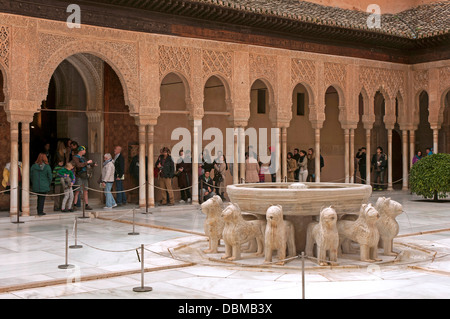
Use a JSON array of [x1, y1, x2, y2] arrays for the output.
[[356, 147, 367, 184], [155, 147, 175, 206], [371, 146, 387, 191], [114, 146, 127, 206]]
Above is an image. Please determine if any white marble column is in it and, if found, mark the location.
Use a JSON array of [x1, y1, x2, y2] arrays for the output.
[[314, 128, 321, 183], [10, 121, 19, 216], [402, 130, 409, 190], [350, 129, 355, 183], [365, 129, 371, 186], [192, 119, 201, 204], [138, 125, 146, 209], [238, 126, 246, 183], [433, 128, 439, 154], [147, 125, 155, 208], [233, 128, 239, 185], [409, 129, 415, 168], [274, 127, 281, 182], [344, 129, 350, 183], [21, 123, 30, 216], [387, 128, 393, 191], [281, 127, 287, 182]]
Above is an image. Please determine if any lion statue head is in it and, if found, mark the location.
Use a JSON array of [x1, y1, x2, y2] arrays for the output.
[[266, 205, 283, 226], [375, 197, 403, 218], [319, 206, 337, 228], [201, 195, 223, 217]]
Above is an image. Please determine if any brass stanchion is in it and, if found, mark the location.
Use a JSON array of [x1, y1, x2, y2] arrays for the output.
[[133, 244, 152, 292], [128, 209, 139, 235], [69, 217, 83, 249], [58, 229, 75, 269]]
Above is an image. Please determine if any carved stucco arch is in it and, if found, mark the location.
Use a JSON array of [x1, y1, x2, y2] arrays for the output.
[[160, 70, 192, 107], [250, 77, 277, 121], [36, 40, 138, 115], [324, 84, 347, 127], [0, 61, 9, 104], [203, 73, 232, 113], [66, 54, 103, 112], [438, 87, 450, 126]]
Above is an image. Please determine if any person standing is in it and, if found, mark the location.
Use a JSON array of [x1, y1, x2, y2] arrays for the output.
[[101, 153, 117, 209], [155, 147, 175, 206], [356, 147, 367, 184], [73, 146, 95, 210], [30, 153, 52, 216], [287, 152, 298, 182], [245, 152, 260, 183], [292, 148, 300, 181], [298, 150, 308, 182], [52, 160, 65, 211], [306, 148, 316, 182], [371, 146, 387, 191], [176, 149, 192, 203], [213, 154, 227, 200], [113, 146, 127, 206], [59, 161, 75, 213]]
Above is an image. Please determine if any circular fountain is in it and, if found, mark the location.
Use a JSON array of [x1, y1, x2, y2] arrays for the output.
[[227, 182, 372, 252]]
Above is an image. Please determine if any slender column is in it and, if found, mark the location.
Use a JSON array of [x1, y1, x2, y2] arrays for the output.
[[433, 129, 439, 154], [138, 125, 146, 209], [10, 121, 19, 216], [281, 127, 287, 182], [21, 123, 30, 216], [344, 129, 350, 183], [233, 128, 238, 185], [274, 127, 281, 182], [349, 129, 355, 183], [402, 130, 409, 190], [409, 129, 415, 168], [147, 125, 155, 208], [192, 119, 201, 204], [387, 129, 393, 190], [238, 127, 245, 183], [314, 128, 321, 183], [365, 129, 371, 186]]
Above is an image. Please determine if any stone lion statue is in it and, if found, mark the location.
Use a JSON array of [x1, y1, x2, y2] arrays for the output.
[[264, 205, 296, 265], [221, 203, 266, 261], [375, 197, 403, 256], [200, 195, 224, 254], [337, 203, 381, 262], [305, 206, 339, 266]]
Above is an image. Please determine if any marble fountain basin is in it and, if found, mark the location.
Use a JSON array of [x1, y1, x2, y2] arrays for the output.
[[227, 182, 372, 217], [226, 182, 372, 252]]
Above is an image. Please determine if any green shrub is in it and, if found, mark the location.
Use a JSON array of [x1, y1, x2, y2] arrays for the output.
[[410, 153, 450, 201]]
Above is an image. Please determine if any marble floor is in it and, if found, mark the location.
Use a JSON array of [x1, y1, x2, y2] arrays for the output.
[[0, 190, 449, 300]]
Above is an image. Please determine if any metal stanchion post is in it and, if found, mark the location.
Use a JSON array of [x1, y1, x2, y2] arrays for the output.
[[128, 209, 139, 235], [12, 186, 24, 224], [301, 251, 305, 299], [69, 217, 83, 249], [133, 244, 152, 292], [58, 229, 75, 269]]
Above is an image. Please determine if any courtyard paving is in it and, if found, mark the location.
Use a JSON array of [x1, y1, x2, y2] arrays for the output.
[[0, 190, 449, 300]]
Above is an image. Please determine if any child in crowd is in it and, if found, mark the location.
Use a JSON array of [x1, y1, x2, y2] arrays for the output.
[[59, 162, 76, 213]]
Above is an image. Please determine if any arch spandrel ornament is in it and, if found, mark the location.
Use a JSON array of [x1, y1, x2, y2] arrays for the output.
[[35, 35, 139, 115]]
